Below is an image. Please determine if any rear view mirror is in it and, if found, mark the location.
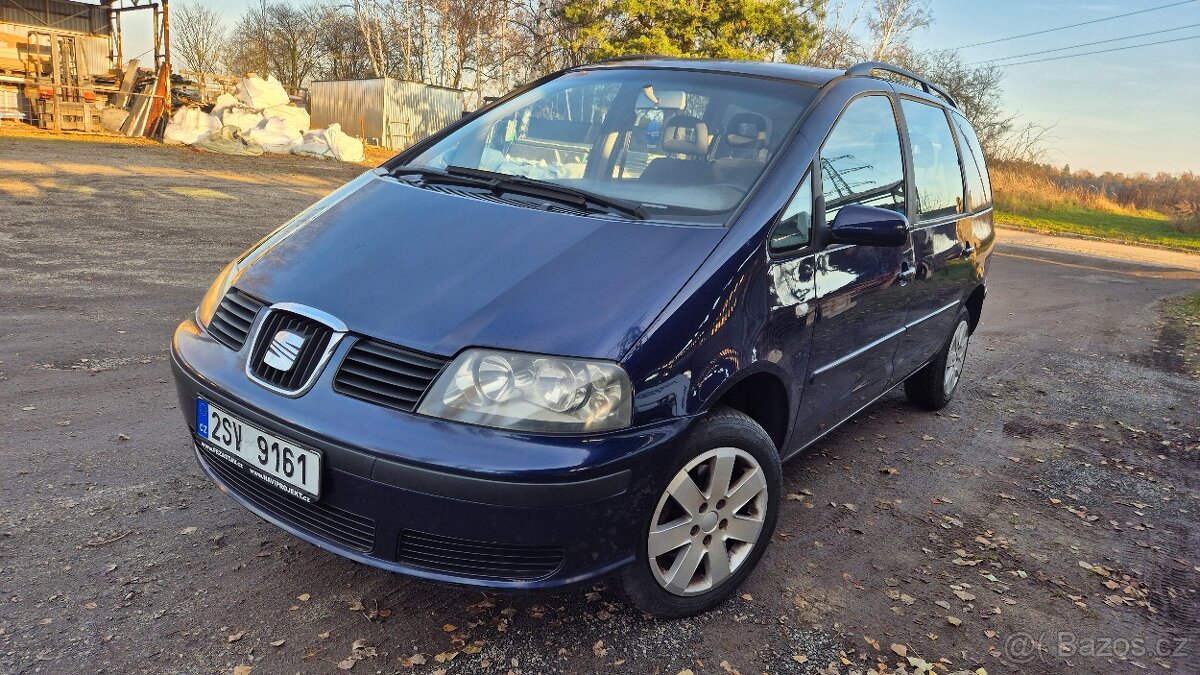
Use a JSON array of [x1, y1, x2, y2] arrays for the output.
[[828, 204, 908, 247]]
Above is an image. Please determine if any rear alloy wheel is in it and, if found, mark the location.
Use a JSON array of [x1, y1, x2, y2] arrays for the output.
[[905, 307, 971, 410], [622, 407, 781, 617]]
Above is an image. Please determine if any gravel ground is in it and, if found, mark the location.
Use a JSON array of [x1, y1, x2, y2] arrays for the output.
[[1, 131, 1197, 675]]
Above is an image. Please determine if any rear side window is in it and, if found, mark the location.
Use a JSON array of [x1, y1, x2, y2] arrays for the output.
[[820, 95, 905, 220], [951, 111, 992, 211], [900, 100, 964, 220]]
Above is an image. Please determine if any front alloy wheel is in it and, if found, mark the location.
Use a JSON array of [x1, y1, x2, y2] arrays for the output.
[[622, 407, 781, 617], [648, 447, 768, 595]]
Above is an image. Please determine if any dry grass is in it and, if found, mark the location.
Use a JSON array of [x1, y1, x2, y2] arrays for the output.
[[991, 166, 1200, 252], [990, 166, 1157, 218]]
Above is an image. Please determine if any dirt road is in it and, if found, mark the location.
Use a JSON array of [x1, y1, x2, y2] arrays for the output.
[[1, 135, 1197, 675]]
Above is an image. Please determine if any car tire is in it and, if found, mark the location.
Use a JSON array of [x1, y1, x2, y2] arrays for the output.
[[620, 406, 782, 618], [904, 307, 971, 411]]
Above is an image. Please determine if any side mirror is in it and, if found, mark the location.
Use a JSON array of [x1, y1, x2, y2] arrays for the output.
[[828, 204, 908, 247]]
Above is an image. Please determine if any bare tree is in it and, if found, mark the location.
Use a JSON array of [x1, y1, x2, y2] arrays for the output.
[[224, 0, 323, 92], [867, 0, 932, 61], [173, 3, 226, 99]]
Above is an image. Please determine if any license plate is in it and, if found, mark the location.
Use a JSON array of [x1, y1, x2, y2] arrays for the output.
[[196, 398, 321, 501]]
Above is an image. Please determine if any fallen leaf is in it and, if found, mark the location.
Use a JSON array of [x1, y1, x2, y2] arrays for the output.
[[317, 631, 331, 640], [434, 651, 458, 663], [336, 658, 356, 670], [442, 623, 457, 632], [297, 593, 311, 602], [348, 599, 365, 611], [592, 640, 607, 658], [890, 643, 908, 657], [232, 667, 252, 675], [954, 590, 976, 602], [740, 593, 753, 601], [400, 654, 427, 667], [180, 527, 198, 535], [792, 654, 808, 664], [269, 639, 285, 647], [880, 467, 899, 475], [227, 630, 246, 643], [947, 616, 962, 626]]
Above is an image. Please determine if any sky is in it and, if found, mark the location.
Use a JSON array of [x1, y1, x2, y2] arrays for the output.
[[120, 0, 1199, 175], [914, 1, 1200, 175]]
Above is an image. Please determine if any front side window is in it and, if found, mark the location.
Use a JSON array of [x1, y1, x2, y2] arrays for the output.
[[951, 111, 992, 211], [407, 69, 819, 225], [901, 100, 965, 220], [820, 95, 906, 221], [770, 173, 812, 252]]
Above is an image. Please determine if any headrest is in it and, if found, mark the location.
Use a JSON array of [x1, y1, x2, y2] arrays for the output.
[[725, 112, 767, 148], [661, 114, 710, 156]]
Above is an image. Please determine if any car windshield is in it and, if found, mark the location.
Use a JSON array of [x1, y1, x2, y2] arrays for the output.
[[405, 68, 819, 225]]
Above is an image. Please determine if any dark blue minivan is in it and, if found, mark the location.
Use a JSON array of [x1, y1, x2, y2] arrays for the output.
[[172, 58, 993, 617]]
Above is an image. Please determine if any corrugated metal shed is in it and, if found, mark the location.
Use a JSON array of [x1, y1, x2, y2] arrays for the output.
[[1, 21, 111, 76], [310, 78, 463, 150], [0, 0, 111, 35]]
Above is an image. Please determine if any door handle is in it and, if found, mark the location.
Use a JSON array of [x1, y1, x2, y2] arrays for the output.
[[961, 244, 976, 258], [897, 263, 916, 284]]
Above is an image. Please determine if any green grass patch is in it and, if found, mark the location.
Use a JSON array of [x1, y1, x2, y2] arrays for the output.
[[1162, 293, 1200, 379], [995, 205, 1200, 253]]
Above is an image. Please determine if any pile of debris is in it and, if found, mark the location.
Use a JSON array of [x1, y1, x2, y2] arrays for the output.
[[162, 74, 364, 162]]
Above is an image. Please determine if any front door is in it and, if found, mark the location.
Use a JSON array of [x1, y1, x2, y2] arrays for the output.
[[796, 93, 915, 439]]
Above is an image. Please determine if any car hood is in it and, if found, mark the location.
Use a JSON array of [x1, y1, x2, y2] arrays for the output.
[[235, 174, 727, 361]]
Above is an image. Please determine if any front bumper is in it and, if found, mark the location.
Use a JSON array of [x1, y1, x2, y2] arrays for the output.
[[172, 317, 690, 590]]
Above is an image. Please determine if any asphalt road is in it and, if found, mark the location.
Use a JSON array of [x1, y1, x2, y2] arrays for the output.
[[1, 134, 1197, 675]]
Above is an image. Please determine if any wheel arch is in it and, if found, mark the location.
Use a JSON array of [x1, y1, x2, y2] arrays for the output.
[[705, 367, 791, 452], [965, 283, 986, 333]]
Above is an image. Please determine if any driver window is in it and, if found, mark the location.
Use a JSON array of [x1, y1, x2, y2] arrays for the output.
[[820, 95, 905, 221]]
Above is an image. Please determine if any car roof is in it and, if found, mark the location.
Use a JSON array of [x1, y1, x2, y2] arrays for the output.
[[579, 57, 958, 110], [580, 56, 845, 87]]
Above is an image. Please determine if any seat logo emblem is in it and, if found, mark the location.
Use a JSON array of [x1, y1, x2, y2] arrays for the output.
[[264, 330, 305, 372]]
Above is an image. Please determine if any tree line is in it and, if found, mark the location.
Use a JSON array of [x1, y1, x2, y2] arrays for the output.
[[172, 0, 1038, 161]]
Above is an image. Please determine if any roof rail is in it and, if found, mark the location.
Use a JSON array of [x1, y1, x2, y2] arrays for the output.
[[595, 54, 678, 64], [845, 61, 957, 109]]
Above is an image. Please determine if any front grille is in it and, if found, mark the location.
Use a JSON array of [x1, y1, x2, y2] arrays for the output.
[[209, 289, 264, 350], [249, 310, 334, 392], [199, 444, 376, 552], [333, 339, 447, 412], [398, 530, 565, 581]]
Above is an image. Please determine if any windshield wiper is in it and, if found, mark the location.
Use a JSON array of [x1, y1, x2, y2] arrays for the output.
[[445, 165, 647, 220], [390, 165, 495, 189]]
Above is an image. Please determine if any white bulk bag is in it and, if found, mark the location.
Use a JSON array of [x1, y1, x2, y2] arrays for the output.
[[221, 106, 264, 134], [210, 93, 239, 119], [245, 116, 303, 153], [323, 123, 364, 163], [235, 75, 290, 110], [263, 103, 310, 133], [163, 106, 222, 145]]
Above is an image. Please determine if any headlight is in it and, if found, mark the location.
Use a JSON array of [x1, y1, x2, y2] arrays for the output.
[[195, 259, 237, 328], [417, 349, 633, 433]]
